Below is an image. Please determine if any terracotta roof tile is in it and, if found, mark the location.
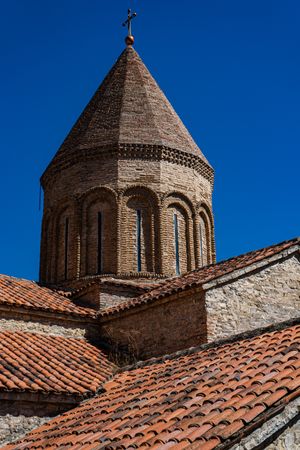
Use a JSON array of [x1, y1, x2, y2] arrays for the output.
[[0, 275, 96, 318], [4, 320, 300, 449], [99, 237, 299, 317], [0, 331, 116, 398]]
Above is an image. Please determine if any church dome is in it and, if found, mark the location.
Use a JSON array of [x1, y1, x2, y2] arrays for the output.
[[40, 46, 215, 285]]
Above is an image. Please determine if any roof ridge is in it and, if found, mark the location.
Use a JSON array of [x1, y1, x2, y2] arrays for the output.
[[98, 236, 300, 318], [116, 316, 300, 373], [116, 48, 130, 145], [132, 49, 165, 145], [193, 236, 300, 274]]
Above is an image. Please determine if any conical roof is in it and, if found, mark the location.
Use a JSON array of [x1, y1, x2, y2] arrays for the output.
[[48, 46, 210, 169]]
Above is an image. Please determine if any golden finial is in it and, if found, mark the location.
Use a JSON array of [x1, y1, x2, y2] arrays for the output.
[[122, 8, 137, 46]]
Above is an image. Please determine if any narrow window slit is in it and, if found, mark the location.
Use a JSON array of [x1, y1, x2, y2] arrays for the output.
[[136, 209, 142, 272], [97, 212, 102, 274], [173, 213, 180, 275], [64, 217, 69, 280], [199, 221, 204, 266]]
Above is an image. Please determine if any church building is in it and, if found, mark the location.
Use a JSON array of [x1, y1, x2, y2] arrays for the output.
[[0, 11, 299, 449]]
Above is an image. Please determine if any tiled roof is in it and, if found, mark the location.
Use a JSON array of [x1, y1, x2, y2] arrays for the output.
[[60, 278, 160, 300], [0, 331, 116, 398], [0, 275, 96, 318], [4, 320, 300, 449], [99, 237, 299, 317]]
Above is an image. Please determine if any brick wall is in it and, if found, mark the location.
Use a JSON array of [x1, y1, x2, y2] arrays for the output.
[[39, 45, 215, 286], [99, 288, 207, 361], [40, 154, 215, 286]]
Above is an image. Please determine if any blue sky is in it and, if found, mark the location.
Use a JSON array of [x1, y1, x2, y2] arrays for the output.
[[0, 0, 299, 280]]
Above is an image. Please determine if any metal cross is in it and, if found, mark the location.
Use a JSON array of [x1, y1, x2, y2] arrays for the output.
[[122, 8, 137, 36]]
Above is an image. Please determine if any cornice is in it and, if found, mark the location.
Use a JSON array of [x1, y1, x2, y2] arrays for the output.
[[41, 144, 214, 189]]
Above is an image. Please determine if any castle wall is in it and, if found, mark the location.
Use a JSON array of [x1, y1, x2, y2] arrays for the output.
[[205, 256, 300, 342], [99, 288, 207, 361]]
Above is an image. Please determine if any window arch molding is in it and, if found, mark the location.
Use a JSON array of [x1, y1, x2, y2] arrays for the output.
[[162, 191, 195, 218], [80, 187, 118, 276], [120, 185, 160, 208], [164, 199, 193, 276], [120, 186, 159, 274], [79, 186, 118, 207], [196, 202, 214, 227], [196, 202, 215, 265], [52, 199, 76, 282]]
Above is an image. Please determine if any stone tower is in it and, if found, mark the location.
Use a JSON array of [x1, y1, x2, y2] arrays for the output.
[[39, 45, 216, 286]]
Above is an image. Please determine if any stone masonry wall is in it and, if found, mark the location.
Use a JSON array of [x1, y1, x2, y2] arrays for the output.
[[205, 256, 300, 342], [0, 313, 97, 445], [0, 317, 90, 338], [99, 287, 145, 310], [266, 419, 300, 449], [0, 415, 50, 446], [100, 289, 207, 361], [232, 397, 300, 449], [0, 308, 98, 339], [0, 397, 75, 446]]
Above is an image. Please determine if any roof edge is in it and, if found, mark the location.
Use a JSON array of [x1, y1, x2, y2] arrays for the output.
[[98, 237, 300, 318], [203, 243, 300, 290], [117, 316, 300, 373]]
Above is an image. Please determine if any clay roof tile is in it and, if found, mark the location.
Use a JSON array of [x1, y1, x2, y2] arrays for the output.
[[5, 320, 300, 449]]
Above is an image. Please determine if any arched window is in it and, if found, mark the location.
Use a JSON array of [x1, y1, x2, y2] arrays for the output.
[[85, 201, 115, 275], [199, 213, 210, 266], [64, 217, 69, 280], [166, 205, 189, 275], [136, 209, 142, 272], [97, 211, 103, 274], [81, 189, 117, 277], [124, 197, 154, 273], [173, 213, 180, 275], [56, 208, 73, 282]]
